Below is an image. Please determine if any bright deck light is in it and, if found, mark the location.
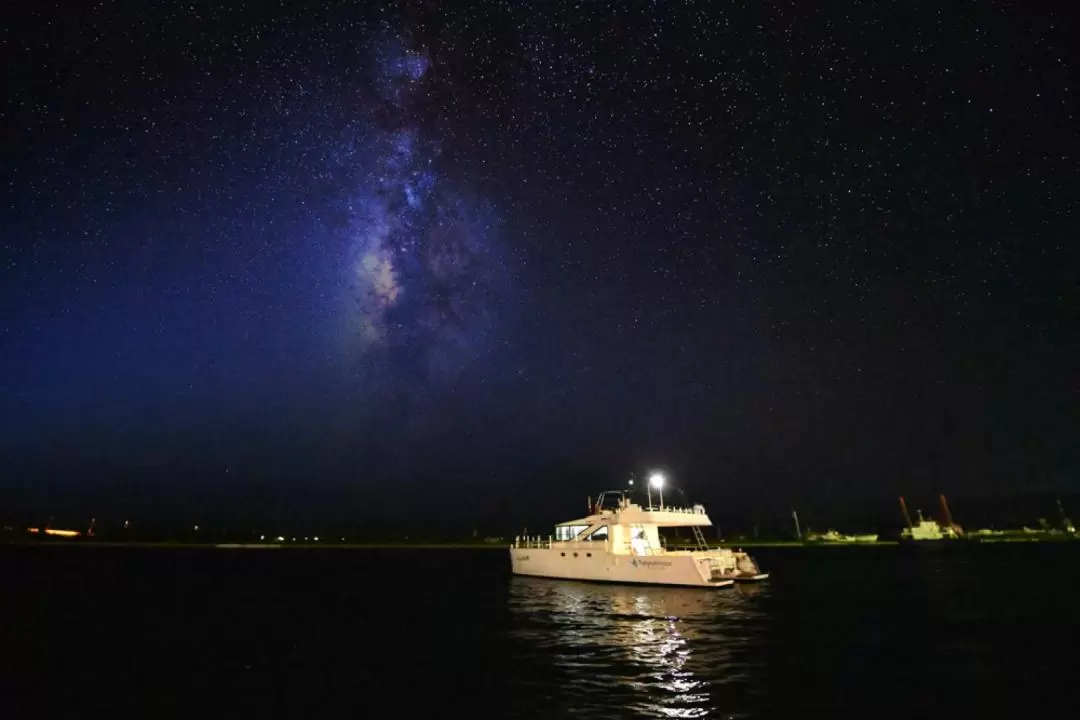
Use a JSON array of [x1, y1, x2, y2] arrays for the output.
[[649, 473, 665, 489]]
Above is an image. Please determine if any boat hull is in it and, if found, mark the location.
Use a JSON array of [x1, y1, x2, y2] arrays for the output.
[[509, 547, 746, 588], [513, 572, 735, 588], [732, 573, 769, 582]]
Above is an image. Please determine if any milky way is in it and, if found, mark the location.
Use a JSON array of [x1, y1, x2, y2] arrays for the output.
[[334, 27, 508, 393], [2, 1, 1075, 495]]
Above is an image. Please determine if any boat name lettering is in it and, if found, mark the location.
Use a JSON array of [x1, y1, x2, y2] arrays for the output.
[[515, 555, 530, 561], [630, 559, 672, 568]]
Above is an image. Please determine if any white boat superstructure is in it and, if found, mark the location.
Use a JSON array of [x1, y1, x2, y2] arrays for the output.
[[807, 529, 880, 544], [509, 490, 768, 588], [900, 510, 960, 541], [898, 496, 962, 542]]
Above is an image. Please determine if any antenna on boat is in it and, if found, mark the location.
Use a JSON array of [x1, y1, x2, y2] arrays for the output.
[[647, 473, 665, 510], [792, 510, 802, 540], [1055, 498, 1074, 533]]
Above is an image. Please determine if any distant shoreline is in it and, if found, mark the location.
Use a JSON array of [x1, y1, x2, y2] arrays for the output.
[[0, 540, 511, 550], [3, 537, 1074, 550]]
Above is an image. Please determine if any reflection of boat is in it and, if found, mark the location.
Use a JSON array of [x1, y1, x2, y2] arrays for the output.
[[511, 486, 768, 587], [510, 575, 757, 644], [508, 576, 763, 715], [805, 529, 879, 544]]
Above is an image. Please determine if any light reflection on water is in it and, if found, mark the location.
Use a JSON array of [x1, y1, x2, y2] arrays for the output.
[[509, 578, 768, 718]]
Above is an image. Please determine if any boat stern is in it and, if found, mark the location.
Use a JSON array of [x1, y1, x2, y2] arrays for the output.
[[697, 548, 769, 583]]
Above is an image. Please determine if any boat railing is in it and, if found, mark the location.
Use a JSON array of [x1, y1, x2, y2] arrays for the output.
[[513, 536, 553, 549], [643, 504, 709, 515]]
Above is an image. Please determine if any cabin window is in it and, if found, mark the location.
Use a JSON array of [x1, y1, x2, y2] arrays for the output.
[[555, 524, 589, 541], [585, 526, 608, 540]]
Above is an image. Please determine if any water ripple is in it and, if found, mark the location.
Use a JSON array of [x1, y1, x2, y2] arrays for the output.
[[508, 578, 768, 717]]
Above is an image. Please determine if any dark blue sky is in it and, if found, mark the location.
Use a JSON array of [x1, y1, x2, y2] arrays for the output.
[[2, 1, 1077, 517]]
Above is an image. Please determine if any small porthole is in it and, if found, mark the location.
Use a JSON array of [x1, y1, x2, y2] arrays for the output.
[[560, 552, 566, 557], [586, 553, 592, 557], [573, 552, 578, 557]]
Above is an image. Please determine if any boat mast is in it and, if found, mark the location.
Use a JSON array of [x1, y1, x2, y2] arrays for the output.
[[1056, 498, 1074, 533], [792, 509, 802, 540]]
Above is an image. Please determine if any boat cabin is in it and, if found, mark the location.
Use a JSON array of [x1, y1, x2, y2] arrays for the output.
[[551, 490, 712, 556]]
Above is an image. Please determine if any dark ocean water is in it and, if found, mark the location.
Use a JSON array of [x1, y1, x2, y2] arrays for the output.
[[3, 544, 1078, 718]]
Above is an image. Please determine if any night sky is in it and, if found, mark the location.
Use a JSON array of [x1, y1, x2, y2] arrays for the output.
[[3, 1, 1077, 520]]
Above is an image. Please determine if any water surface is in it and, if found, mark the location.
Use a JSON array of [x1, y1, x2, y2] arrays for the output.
[[3, 544, 1076, 717]]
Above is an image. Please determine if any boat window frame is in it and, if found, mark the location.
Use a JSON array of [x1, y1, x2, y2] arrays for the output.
[[555, 524, 590, 541], [584, 525, 608, 541]]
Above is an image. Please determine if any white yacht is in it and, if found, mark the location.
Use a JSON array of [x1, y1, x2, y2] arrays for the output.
[[510, 487, 768, 588]]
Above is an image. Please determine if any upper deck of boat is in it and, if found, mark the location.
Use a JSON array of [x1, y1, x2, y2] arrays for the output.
[[556, 502, 713, 528]]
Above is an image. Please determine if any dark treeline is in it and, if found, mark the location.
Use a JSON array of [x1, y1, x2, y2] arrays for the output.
[[3, 480, 1076, 543]]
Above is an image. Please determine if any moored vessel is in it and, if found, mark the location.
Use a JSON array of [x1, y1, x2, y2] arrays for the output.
[[806, 529, 879, 544], [898, 495, 962, 542], [510, 476, 768, 588]]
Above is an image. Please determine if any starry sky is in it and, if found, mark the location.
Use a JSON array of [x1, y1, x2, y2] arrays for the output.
[[2, 1, 1077, 517]]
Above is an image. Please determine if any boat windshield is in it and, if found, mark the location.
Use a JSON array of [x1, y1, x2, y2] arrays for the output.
[[555, 524, 589, 541]]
